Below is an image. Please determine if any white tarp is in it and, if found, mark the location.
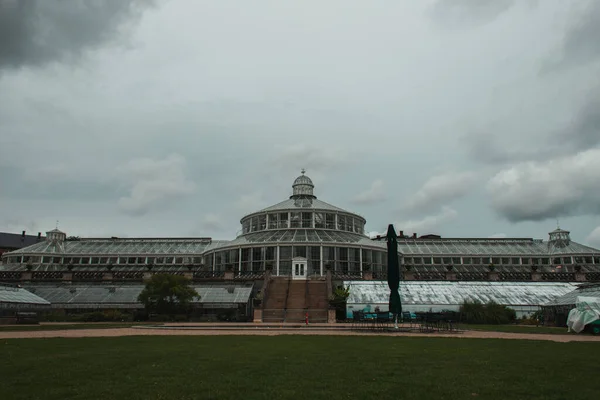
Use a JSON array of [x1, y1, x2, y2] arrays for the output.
[[566, 296, 600, 333]]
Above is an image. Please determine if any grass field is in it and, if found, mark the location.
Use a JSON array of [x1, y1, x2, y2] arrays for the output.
[[460, 324, 572, 335], [0, 323, 149, 332], [1, 336, 597, 400]]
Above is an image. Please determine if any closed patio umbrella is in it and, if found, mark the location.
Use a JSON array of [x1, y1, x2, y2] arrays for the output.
[[387, 224, 402, 328]]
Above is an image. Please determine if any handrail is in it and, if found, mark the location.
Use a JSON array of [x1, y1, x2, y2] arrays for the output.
[[304, 278, 309, 311], [282, 277, 292, 322]]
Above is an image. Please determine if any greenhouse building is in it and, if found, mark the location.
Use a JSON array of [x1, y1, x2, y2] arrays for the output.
[[1, 171, 600, 322]]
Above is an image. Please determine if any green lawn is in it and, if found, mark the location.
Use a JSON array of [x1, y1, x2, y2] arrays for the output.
[[459, 324, 572, 335], [1, 336, 597, 400], [0, 323, 151, 332]]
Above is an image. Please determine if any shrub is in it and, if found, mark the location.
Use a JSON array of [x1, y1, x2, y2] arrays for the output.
[[460, 300, 516, 324]]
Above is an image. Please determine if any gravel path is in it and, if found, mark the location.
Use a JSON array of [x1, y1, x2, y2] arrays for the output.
[[1, 327, 599, 342]]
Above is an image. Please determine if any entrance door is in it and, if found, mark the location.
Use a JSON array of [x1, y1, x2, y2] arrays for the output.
[[293, 260, 307, 280]]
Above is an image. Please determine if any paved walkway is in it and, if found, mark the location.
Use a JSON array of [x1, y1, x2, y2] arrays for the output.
[[1, 324, 599, 342]]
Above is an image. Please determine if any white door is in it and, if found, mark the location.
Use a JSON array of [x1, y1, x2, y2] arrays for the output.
[[293, 261, 307, 280]]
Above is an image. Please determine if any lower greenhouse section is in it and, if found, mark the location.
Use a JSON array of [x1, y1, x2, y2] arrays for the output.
[[344, 280, 579, 319]]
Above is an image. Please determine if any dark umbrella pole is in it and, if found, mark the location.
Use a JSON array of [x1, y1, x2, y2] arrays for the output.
[[386, 224, 402, 329]]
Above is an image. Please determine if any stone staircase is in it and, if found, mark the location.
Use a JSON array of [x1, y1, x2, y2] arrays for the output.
[[262, 278, 328, 323]]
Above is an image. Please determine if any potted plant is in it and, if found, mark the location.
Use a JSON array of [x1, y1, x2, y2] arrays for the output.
[[253, 292, 263, 306]]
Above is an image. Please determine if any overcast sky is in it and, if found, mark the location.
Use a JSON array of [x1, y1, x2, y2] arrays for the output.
[[1, 0, 600, 247]]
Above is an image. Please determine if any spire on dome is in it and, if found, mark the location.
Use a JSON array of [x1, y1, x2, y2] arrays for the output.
[[290, 170, 315, 199]]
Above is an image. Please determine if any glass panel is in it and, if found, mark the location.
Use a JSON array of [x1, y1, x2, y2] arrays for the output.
[[294, 246, 307, 258], [290, 212, 301, 228], [511, 258, 520, 265], [242, 219, 250, 234], [251, 217, 258, 232], [278, 213, 289, 229], [314, 213, 325, 228], [442, 257, 451, 264], [463, 258, 471, 265], [338, 215, 347, 231], [563, 257, 572, 264], [258, 215, 267, 231], [433, 258, 441, 264], [501, 258, 510, 265], [268, 214, 278, 229], [325, 214, 335, 229], [302, 212, 312, 228]]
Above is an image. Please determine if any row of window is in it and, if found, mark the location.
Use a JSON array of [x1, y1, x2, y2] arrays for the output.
[[403, 256, 600, 265], [5, 253, 599, 266], [207, 246, 387, 269], [3, 255, 204, 265], [241, 212, 365, 234]]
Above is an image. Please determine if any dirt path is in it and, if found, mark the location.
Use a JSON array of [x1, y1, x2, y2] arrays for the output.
[[1, 327, 599, 342]]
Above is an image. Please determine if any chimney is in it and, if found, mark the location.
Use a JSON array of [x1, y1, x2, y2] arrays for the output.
[[412, 233, 417, 239], [37, 232, 42, 241], [22, 230, 26, 237], [399, 230, 404, 238]]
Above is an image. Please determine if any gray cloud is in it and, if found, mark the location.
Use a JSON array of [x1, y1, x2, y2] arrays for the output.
[[395, 207, 458, 236], [403, 172, 479, 213], [116, 154, 196, 216], [351, 179, 386, 205], [544, 1, 600, 71], [0, 0, 154, 69], [486, 148, 600, 222], [429, 0, 516, 28]]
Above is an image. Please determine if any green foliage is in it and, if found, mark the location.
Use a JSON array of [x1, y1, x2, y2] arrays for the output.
[[460, 299, 516, 324], [332, 286, 350, 302], [137, 274, 199, 315]]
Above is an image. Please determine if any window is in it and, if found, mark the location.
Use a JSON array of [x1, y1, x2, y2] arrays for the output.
[[433, 258, 441, 265], [91, 257, 99, 264], [423, 257, 432, 265], [147, 257, 155, 264], [325, 214, 335, 229], [452, 257, 461, 264], [338, 215, 347, 231], [413, 257, 422, 265], [268, 214, 278, 229], [463, 258, 472, 265], [290, 212, 301, 228], [278, 213, 289, 229], [314, 213, 325, 228], [541, 258, 549, 265], [301, 212, 312, 228], [251, 217, 258, 232], [501, 258, 510, 265], [155, 257, 164, 264], [242, 220, 250, 234], [258, 215, 267, 230], [511, 258, 520, 265], [443, 257, 451, 264], [137, 257, 145, 264], [100, 257, 108, 264], [585, 256, 593, 263], [42, 256, 51, 263], [165, 257, 174, 264], [563, 256, 572, 264], [492, 258, 500, 264]]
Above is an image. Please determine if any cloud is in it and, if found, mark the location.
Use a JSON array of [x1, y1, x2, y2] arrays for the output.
[[117, 154, 196, 216], [234, 192, 265, 214], [544, 1, 600, 72], [352, 179, 386, 205], [429, 0, 516, 28], [586, 226, 600, 249], [0, 0, 155, 69], [486, 148, 600, 222], [395, 206, 458, 235], [403, 172, 478, 213], [199, 213, 225, 233], [271, 144, 350, 174]]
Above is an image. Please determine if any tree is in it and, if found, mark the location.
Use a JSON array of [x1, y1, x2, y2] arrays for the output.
[[137, 274, 199, 315]]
